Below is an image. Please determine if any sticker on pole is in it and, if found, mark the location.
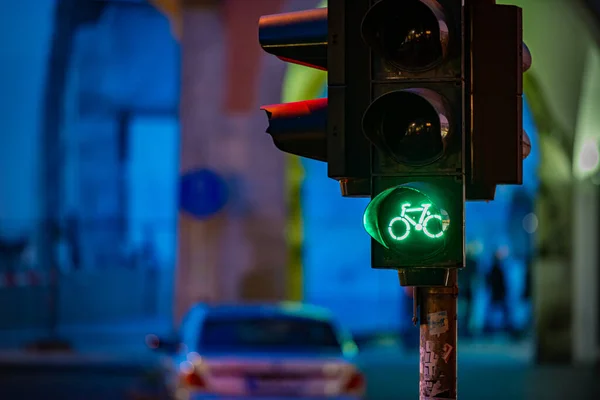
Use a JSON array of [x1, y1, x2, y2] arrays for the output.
[[179, 168, 229, 220], [421, 341, 448, 399], [442, 343, 453, 363], [427, 311, 449, 336]]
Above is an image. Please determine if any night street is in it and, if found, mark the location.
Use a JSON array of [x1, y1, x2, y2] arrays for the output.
[[1, 1, 600, 400], [359, 344, 600, 400], [0, 353, 171, 400], [1, 342, 598, 400]]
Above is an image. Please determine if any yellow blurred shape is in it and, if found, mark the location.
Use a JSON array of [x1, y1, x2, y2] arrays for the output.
[[149, 0, 181, 40]]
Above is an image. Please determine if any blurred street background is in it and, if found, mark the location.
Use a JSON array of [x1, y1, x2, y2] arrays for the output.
[[1, 0, 600, 399]]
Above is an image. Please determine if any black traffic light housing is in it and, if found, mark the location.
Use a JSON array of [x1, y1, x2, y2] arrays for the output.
[[466, 0, 523, 200], [258, 8, 327, 70], [360, 0, 453, 73], [360, 0, 465, 286], [358, 0, 524, 286]]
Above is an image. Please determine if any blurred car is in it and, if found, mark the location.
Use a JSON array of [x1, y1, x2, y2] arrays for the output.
[[147, 302, 365, 400]]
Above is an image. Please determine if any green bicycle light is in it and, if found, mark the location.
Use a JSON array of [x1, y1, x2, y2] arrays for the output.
[[363, 183, 450, 260]]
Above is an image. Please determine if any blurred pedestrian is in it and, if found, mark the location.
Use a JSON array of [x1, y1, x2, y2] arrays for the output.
[[487, 248, 511, 335], [524, 255, 532, 300], [507, 189, 535, 308], [140, 226, 159, 317], [459, 245, 478, 338], [0, 235, 28, 274], [64, 214, 81, 270]]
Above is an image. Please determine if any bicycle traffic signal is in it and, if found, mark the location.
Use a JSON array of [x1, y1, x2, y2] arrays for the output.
[[359, 0, 465, 286], [361, 0, 524, 286], [258, 1, 525, 286]]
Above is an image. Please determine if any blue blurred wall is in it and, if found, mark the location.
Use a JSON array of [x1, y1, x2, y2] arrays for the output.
[[62, 3, 179, 268], [0, 1, 55, 240], [56, 3, 179, 324], [0, 2, 179, 332]]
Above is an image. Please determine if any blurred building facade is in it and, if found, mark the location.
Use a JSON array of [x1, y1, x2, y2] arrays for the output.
[[0, 0, 56, 340], [0, 0, 180, 340]]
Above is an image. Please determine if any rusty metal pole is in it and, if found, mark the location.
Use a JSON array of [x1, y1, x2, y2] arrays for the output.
[[418, 270, 458, 400]]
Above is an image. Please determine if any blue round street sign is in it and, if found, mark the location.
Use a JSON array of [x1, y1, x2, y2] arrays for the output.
[[179, 169, 229, 219]]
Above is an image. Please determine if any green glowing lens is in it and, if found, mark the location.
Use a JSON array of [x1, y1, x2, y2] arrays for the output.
[[364, 185, 450, 259]]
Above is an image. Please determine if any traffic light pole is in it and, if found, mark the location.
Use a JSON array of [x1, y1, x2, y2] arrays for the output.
[[417, 270, 458, 400]]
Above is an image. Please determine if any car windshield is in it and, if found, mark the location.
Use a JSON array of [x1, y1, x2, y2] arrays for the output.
[[199, 315, 342, 354]]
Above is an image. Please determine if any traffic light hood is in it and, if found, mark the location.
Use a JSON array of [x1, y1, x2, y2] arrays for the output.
[[258, 8, 327, 71], [362, 89, 450, 166], [260, 98, 327, 162], [361, 0, 449, 71]]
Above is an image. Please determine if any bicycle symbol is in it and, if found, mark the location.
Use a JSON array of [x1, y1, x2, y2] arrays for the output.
[[388, 203, 446, 241]]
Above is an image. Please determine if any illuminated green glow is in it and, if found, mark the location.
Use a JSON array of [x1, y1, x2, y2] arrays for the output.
[[363, 184, 451, 259]]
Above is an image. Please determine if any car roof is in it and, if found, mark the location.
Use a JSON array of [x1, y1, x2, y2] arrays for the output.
[[187, 301, 336, 323], [178, 302, 359, 358]]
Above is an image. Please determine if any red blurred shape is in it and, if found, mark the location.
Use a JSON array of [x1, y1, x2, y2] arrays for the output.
[[4, 272, 15, 287], [344, 371, 366, 393], [145, 334, 160, 350], [261, 97, 327, 120], [224, 0, 284, 113], [182, 372, 207, 389]]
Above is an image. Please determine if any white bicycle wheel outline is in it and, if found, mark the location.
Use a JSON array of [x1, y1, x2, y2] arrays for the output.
[[422, 214, 444, 238], [388, 214, 445, 241], [388, 217, 411, 241]]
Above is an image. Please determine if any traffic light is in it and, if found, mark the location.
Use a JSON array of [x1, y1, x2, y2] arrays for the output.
[[259, 1, 524, 287], [360, 0, 464, 286], [361, 0, 523, 286]]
